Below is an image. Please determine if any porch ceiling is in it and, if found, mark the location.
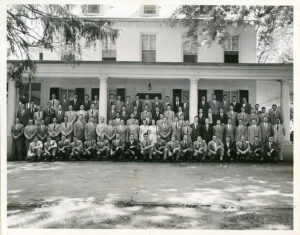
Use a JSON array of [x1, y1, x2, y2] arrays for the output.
[[9, 61, 293, 82]]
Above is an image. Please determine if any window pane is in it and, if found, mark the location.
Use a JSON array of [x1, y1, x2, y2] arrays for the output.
[[141, 35, 148, 50], [87, 5, 100, 13], [224, 36, 231, 51], [232, 36, 239, 51], [144, 5, 156, 14], [149, 35, 156, 50]]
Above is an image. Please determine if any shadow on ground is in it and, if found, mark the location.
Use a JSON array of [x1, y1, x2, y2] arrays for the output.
[[7, 161, 293, 229]]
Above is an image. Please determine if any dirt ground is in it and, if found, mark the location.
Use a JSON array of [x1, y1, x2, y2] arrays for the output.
[[7, 161, 293, 229]]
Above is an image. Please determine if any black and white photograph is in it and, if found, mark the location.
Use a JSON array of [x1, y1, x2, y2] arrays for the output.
[[1, 0, 298, 233]]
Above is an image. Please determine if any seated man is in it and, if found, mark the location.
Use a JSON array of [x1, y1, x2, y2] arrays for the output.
[[43, 136, 57, 161], [26, 136, 43, 161], [179, 134, 193, 162], [140, 133, 154, 161], [236, 135, 250, 161], [166, 136, 180, 162], [263, 136, 279, 162], [223, 136, 236, 161], [125, 133, 140, 161], [207, 135, 224, 161], [57, 135, 71, 160], [250, 136, 263, 162], [110, 133, 125, 161], [83, 137, 96, 160], [193, 136, 207, 161], [153, 135, 167, 161], [96, 135, 110, 160], [70, 136, 83, 160]]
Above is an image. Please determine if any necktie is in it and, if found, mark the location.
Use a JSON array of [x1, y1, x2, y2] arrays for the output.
[[65, 123, 67, 128], [39, 111, 41, 117], [92, 110, 94, 115], [277, 125, 279, 130], [54, 123, 56, 130], [52, 100, 54, 106]]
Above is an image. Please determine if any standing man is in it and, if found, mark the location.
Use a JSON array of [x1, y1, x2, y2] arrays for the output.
[[116, 119, 128, 142], [235, 119, 248, 142], [227, 105, 238, 126], [260, 116, 273, 143], [60, 116, 73, 141], [96, 117, 107, 140], [215, 108, 228, 125], [241, 97, 251, 114], [17, 104, 29, 126], [70, 94, 81, 111], [73, 114, 85, 141], [224, 118, 235, 141], [152, 106, 162, 123], [127, 120, 140, 141], [49, 94, 60, 111], [173, 96, 182, 114], [231, 96, 241, 113], [115, 95, 125, 114], [151, 96, 163, 113], [164, 104, 175, 122], [190, 116, 201, 142], [44, 102, 55, 125], [24, 119, 37, 153], [107, 94, 115, 111], [65, 105, 77, 124], [182, 120, 193, 141], [269, 104, 282, 125], [182, 96, 189, 120], [33, 105, 45, 126], [125, 96, 133, 114], [28, 101, 37, 119], [248, 119, 261, 144], [163, 96, 172, 111], [143, 94, 152, 110], [61, 94, 70, 112], [48, 117, 61, 142], [221, 94, 231, 114], [83, 94, 91, 111], [213, 119, 225, 142], [201, 118, 213, 144], [92, 95, 99, 110], [199, 96, 210, 116], [36, 119, 48, 143], [237, 107, 249, 126], [259, 107, 269, 124], [11, 118, 24, 161], [133, 95, 143, 113], [209, 94, 222, 115], [85, 116, 97, 141], [55, 105, 65, 124], [273, 118, 286, 161], [172, 116, 182, 141], [106, 119, 117, 144]]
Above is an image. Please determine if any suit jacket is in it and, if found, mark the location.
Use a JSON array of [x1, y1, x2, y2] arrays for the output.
[[182, 102, 189, 120], [173, 101, 183, 113], [248, 113, 259, 124], [164, 110, 175, 122], [140, 111, 152, 121], [107, 110, 117, 121], [237, 112, 249, 126], [236, 141, 250, 152], [28, 107, 38, 119], [49, 99, 60, 111], [91, 100, 99, 110], [126, 139, 140, 150], [111, 139, 125, 150], [221, 100, 231, 113], [272, 124, 285, 143], [224, 124, 235, 142], [127, 118, 138, 126], [209, 100, 222, 115], [193, 140, 207, 150], [235, 125, 248, 141], [163, 102, 172, 112], [158, 123, 172, 139], [120, 111, 130, 122], [61, 99, 70, 111], [226, 111, 238, 126], [263, 141, 279, 152], [166, 140, 180, 151], [201, 124, 213, 144], [260, 122, 273, 143], [76, 110, 88, 124], [44, 140, 57, 151], [11, 124, 24, 140], [83, 100, 91, 111], [172, 121, 183, 141], [250, 141, 262, 152], [241, 102, 251, 114], [127, 125, 140, 140], [268, 110, 282, 125], [73, 121, 85, 140], [33, 110, 45, 125], [151, 101, 164, 113], [125, 101, 133, 114], [44, 108, 55, 125], [17, 110, 29, 126], [65, 110, 77, 123], [176, 111, 185, 120], [106, 125, 116, 140], [207, 139, 223, 152], [58, 139, 71, 149], [87, 109, 99, 122], [181, 125, 193, 141], [84, 122, 97, 140], [259, 112, 270, 124], [247, 125, 261, 144], [223, 141, 236, 154], [115, 101, 125, 113], [143, 100, 152, 110], [116, 125, 128, 141], [96, 139, 110, 150], [60, 122, 73, 138], [132, 100, 143, 113], [199, 101, 210, 116], [96, 123, 107, 138], [215, 113, 228, 125], [190, 122, 201, 142], [36, 124, 48, 141], [48, 123, 61, 138], [70, 99, 81, 111], [231, 102, 241, 113], [180, 139, 192, 149], [213, 124, 225, 141], [198, 113, 207, 125], [152, 111, 162, 123], [55, 110, 65, 124]]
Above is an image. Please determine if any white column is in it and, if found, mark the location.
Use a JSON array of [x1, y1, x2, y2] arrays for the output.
[[7, 79, 17, 132], [98, 76, 108, 123], [189, 77, 199, 123], [280, 80, 290, 141]]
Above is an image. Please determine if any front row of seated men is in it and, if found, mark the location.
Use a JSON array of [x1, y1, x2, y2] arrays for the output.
[[26, 131, 280, 163]]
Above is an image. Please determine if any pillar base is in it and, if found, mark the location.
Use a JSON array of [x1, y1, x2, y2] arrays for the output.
[[283, 141, 293, 162], [7, 136, 13, 160]]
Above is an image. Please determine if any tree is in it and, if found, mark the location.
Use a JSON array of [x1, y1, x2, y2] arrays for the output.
[[7, 4, 119, 87], [170, 5, 293, 63]]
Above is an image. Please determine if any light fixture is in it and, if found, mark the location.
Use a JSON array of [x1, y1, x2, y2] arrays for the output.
[[148, 81, 152, 90]]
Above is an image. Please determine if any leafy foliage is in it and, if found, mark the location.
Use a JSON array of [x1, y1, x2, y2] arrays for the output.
[[170, 5, 293, 63], [7, 4, 119, 85]]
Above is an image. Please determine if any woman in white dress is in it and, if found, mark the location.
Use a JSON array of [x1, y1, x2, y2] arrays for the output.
[[77, 105, 88, 124], [148, 119, 158, 144], [139, 119, 149, 143]]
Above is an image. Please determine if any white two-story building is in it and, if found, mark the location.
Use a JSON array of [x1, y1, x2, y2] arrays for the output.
[[7, 4, 293, 158]]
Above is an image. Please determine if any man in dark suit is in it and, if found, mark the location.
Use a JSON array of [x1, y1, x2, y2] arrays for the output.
[[17, 104, 29, 126], [151, 96, 164, 113], [61, 94, 70, 111], [83, 94, 91, 111], [125, 133, 140, 161], [199, 96, 210, 116], [28, 101, 37, 119], [223, 136, 236, 161], [198, 108, 207, 125], [215, 107, 228, 124], [70, 94, 81, 111], [190, 116, 201, 142], [179, 134, 193, 161], [250, 136, 263, 161], [11, 117, 24, 161], [44, 102, 55, 125], [241, 97, 251, 114], [263, 136, 279, 162], [55, 105, 65, 124], [110, 133, 125, 161], [231, 96, 241, 113], [173, 96, 183, 114], [132, 95, 143, 113], [182, 96, 189, 121], [201, 118, 213, 144], [152, 106, 162, 123]]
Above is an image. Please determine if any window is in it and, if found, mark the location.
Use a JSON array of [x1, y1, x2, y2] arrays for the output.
[[224, 36, 239, 63], [102, 39, 116, 61], [61, 45, 75, 61], [19, 83, 41, 105], [143, 5, 157, 15], [39, 52, 43, 61], [87, 5, 100, 14], [141, 34, 156, 62], [183, 36, 198, 63]]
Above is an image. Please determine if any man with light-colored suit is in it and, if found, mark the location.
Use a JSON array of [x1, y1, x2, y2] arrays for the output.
[[227, 105, 238, 126], [247, 119, 261, 144], [213, 119, 225, 142], [60, 116, 73, 140], [209, 94, 222, 115], [221, 94, 231, 113], [55, 105, 65, 124], [33, 106, 45, 125], [224, 118, 235, 141], [269, 104, 283, 125], [260, 116, 273, 143], [272, 118, 286, 160], [237, 107, 249, 126], [164, 105, 175, 122], [235, 119, 248, 141]]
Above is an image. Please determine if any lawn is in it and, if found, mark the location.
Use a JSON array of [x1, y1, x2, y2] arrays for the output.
[[7, 161, 293, 229]]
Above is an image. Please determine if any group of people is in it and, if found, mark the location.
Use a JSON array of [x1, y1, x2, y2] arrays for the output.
[[11, 92, 286, 163]]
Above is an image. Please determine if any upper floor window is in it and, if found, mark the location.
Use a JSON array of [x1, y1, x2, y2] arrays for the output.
[[61, 45, 75, 61], [86, 5, 101, 14], [142, 5, 157, 15], [183, 36, 198, 63], [224, 36, 239, 63], [102, 39, 116, 61], [141, 34, 156, 62]]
